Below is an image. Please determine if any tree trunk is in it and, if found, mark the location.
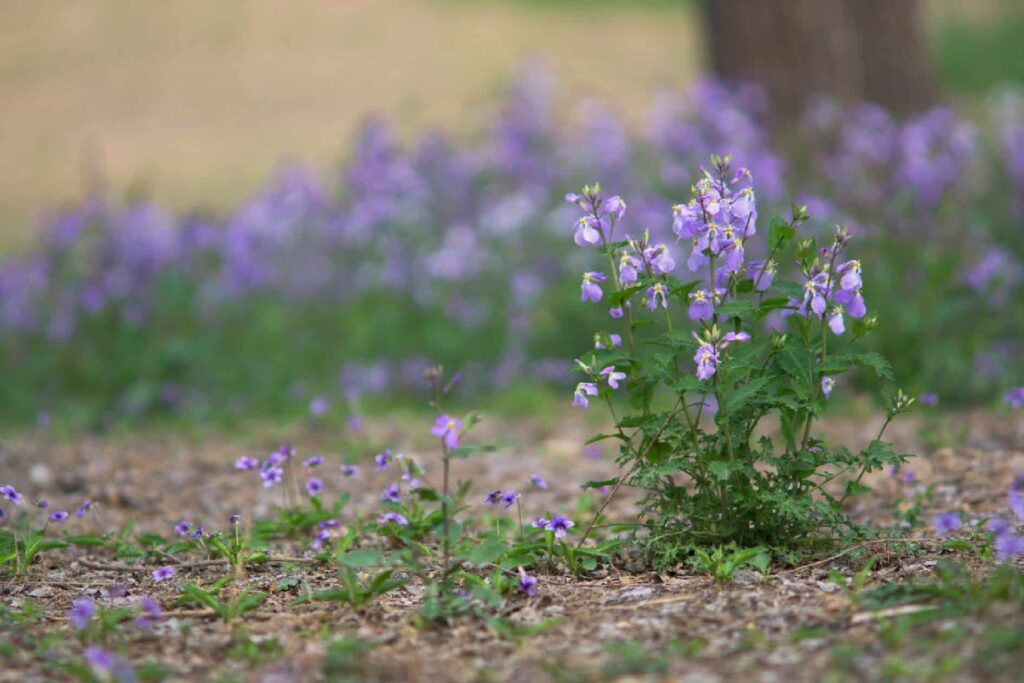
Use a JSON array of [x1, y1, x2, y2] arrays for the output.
[[703, 0, 937, 119]]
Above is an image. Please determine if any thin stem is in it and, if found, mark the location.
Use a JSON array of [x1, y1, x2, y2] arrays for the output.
[[576, 399, 684, 548]]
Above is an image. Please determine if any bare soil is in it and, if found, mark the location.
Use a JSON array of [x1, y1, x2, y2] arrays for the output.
[[1, 409, 1023, 682]]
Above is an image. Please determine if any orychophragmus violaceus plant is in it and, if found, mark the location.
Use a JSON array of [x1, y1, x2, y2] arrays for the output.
[[568, 155, 912, 562]]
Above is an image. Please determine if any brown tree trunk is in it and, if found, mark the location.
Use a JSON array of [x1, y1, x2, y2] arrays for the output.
[[703, 0, 937, 119]]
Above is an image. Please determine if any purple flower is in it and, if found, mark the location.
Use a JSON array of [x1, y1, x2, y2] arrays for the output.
[[573, 382, 598, 410], [234, 456, 259, 471], [48, 511, 69, 522], [618, 253, 640, 285], [530, 474, 548, 490], [517, 567, 537, 597], [1005, 388, 1024, 409], [430, 414, 464, 450], [309, 396, 329, 417], [136, 595, 162, 630], [933, 512, 961, 536], [374, 449, 393, 470], [748, 259, 775, 291], [485, 489, 503, 505], [1009, 488, 1024, 523], [995, 533, 1024, 561], [174, 521, 192, 536], [693, 330, 750, 381], [191, 526, 205, 539], [70, 598, 95, 629], [152, 565, 175, 582], [603, 195, 626, 220], [828, 306, 846, 335], [821, 376, 835, 399], [580, 271, 607, 303], [600, 366, 626, 390], [302, 456, 324, 468], [1, 485, 22, 506], [646, 283, 668, 311], [918, 393, 939, 406], [987, 517, 1011, 537], [546, 516, 574, 538], [378, 511, 409, 527], [573, 216, 602, 246], [341, 464, 359, 477], [305, 478, 323, 496], [381, 484, 402, 504], [694, 339, 718, 382], [500, 490, 520, 509], [75, 500, 92, 518], [261, 466, 284, 488], [228, 514, 240, 525], [531, 516, 549, 529], [609, 306, 624, 319], [688, 289, 715, 321], [36, 499, 48, 510]]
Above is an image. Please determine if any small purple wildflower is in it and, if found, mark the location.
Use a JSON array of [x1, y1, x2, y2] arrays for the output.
[[485, 489, 503, 505], [646, 283, 668, 311], [261, 466, 284, 488], [309, 396, 329, 417], [995, 532, 1024, 561], [821, 376, 835, 399], [302, 456, 324, 468], [36, 499, 48, 509], [70, 598, 95, 629], [430, 414, 464, 450], [378, 511, 409, 527], [305, 478, 323, 496], [609, 306, 624, 319], [500, 490, 520, 510], [517, 567, 537, 597], [75, 500, 92, 518], [573, 382, 598, 410], [228, 514, 241, 525], [1006, 388, 1024, 409], [234, 456, 259, 470], [531, 517, 549, 529], [530, 474, 549, 490], [191, 526, 205, 539], [174, 521, 191, 536], [136, 595, 162, 630], [152, 566, 176, 582], [1, 485, 22, 506], [918, 393, 939, 406], [546, 516, 574, 538], [1009, 487, 1024, 522], [580, 271, 607, 303], [341, 464, 359, 477], [600, 366, 626, 390], [381, 484, 402, 504], [374, 449, 393, 470], [933, 512, 961, 536], [48, 511, 69, 522]]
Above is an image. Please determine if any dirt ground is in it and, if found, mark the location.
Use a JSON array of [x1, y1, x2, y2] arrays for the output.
[[1, 409, 1023, 682]]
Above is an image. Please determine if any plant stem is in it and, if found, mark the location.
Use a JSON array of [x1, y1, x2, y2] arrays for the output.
[[576, 399, 684, 548]]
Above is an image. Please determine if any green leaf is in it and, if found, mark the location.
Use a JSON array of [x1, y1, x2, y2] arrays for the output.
[[769, 216, 795, 246], [339, 549, 383, 568], [584, 432, 624, 445], [720, 376, 771, 415], [466, 539, 508, 566], [708, 461, 742, 481], [581, 478, 618, 490], [717, 300, 755, 318], [448, 445, 497, 459]]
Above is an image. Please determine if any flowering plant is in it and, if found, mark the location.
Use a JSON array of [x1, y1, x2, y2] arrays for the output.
[[568, 156, 911, 560]]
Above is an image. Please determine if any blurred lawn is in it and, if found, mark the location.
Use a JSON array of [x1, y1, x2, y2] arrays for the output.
[[0, 0, 702, 251], [1, 0, 1021, 253]]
